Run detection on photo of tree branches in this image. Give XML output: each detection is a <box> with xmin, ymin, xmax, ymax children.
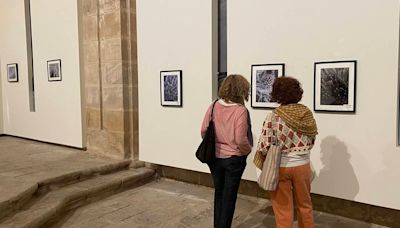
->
<box><xmin>8</xmin><ymin>67</ymin><xmax>16</xmax><ymax>80</ymax></box>
<box><xmin>164</xmin><ymin>75</ymin><xmax>179</xmax><ymax>102</ymax></box>
<box><xmin>320</xmin><ymin>68</ymin><xmax>349</xmax><ymax>105</ymax></box>
<box><xmin>49</xmin><ymin>64</ymin><xmax>60</xmax><ymax>78</ymax></box>
<box><xmin>256</xmin><ymin>70</ymin><xmax>278</xmax><ymax>102</ymax></box>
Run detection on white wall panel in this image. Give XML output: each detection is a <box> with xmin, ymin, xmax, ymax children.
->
<box><xmin>228</xmin><ymin>0</ymin><xmax>400</xmax><ymax>209</ymax></box>
<box><xmin>137</xmin><ymin>0</ymin><xmax>218</xmax><ymax>172</ymax></box>
<box><xmin>0</xmin><ymin>0</ymin><xmax>83</xmax><ymax>147</ymax></box>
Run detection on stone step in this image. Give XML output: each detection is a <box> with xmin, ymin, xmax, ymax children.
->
<box><xmin>0</xmin><ymin>167</ymin><xmax>155</xmax><ymax>228</ymax></box>
<box><xmin>0</xmin><ymin>160</ymin><xmax>132</xmax><ymax>221</ymax></box>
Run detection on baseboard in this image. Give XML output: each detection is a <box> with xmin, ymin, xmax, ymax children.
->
<box><xmin>0</xmin><ymin>134</ymin><xmax>85</xmax><ymax>150</ymax></box>
<box><xmin>156</xmin><ymin>164</ymin><xmax>399</xmax><ymax>227</ymax></box>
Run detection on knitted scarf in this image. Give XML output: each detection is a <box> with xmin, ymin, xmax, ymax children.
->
<box><xmin>274</xmin><ymin>104</ymin><xmax>318</xmax><ymax>136</ymax></box>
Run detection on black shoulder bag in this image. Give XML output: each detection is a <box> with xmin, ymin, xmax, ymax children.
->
<box><xmin>196</xmin><ymin>100</ymin><xmax>218</xmax><ymax>164</ymax></box>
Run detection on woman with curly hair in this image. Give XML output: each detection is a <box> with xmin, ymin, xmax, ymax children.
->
<box><xmin>254</xmin><ymin>77</ymin><xmax>318</xmax><ymax>228</ymax></box>
<box><xmin>201</xmin><ymin>74</ymin><xmax>253</xmax><ymax>228</ymax></box>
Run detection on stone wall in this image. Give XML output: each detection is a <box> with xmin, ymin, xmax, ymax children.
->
<box><xmin>79</xmin><ymin>0</ymin><xmax>138</xmax><ymax>160</ymax></box>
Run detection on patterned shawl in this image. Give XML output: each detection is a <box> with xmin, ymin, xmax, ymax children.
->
<box><xmin>274</xmin><ymin>104</ymin><xmax>318</xmax><ymax>136</ymax></box>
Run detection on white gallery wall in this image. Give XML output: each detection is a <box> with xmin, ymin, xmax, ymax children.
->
<box><xmin>137</xmin><ymin>0</ymin><xmax>218</xmax><ymax>171</ymax></box>
<box><xmin>0</xmin><ymin>0</ymin><xmax>28</xmax><ymax>136</ymax></box>
<box><xmin>0</xmin><ymin>0</ymin><xmax>84</xmax><ymax>147</ymax></box>
<box><xmin>0</xmin><ymin>36</ymin><xmax>3</xmax><ymax>134</ymax></box>
<box><xmin>228</xmin><ymin>0</ymin><xmax>400</xmax><ymax>209</ymax></box>
<box><xmin>0</xmin><ymin>60</ymin><xmax>3</xmax><ymax>134</ymax></box>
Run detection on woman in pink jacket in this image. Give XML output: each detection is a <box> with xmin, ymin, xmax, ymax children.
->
<box><xmin>201</xmin><ymin>74</ymin><xmax>253</xmax><ymax>228</ymax></box>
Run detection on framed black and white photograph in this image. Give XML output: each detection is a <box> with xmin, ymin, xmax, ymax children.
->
<box><xmin>7</xmin><ymin>63</ymin><xmax>18</xmax><ymax>82</ymax></box>
<box><xmin>47</xmin><ymin>59</ymin><xmax>62</xmax><ymax>81</ymax></box>
<box><xmin>251</xmin><ymin>64</ymin><xmax>285</xmax><ymax>108</ymax></box>
<box><xmin>314</xmin><ymin>60</ymin><xmax>356</xmax><ymax>112</ymax></box>
<box><xmin>160</xmin><ymin>70</ymin><xmax>182</xmax><ymax>107</ymax></box>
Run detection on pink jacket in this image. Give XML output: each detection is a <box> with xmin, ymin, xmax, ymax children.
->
<box><xmin>201</xmin><ymin>100</ymin><xmax>252</xmax><ymax>158</ymax></box>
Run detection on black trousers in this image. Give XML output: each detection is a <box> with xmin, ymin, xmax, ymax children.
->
<box><xmin>208</xmin><ymin>155</ymin><xmax>247</xmax><ymax>228</ymax></box>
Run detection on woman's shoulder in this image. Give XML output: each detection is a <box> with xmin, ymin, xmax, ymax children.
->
<box><xmin>217</xmin><ymin>99</ymin><xmax>247</xmax><ymax>111</ymax></box>
<box><xmin>264</xmin><ymin>112</ymin><xmax>279</xmax><ymax>121</ymax></box>
<box><xmin>231</xmin><ymin>105</ymin><xmax>248</xmax><ymax>118</ymax></box>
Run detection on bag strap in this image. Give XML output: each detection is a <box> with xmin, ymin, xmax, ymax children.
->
<box><xmin>210</xmin><ymin>99</ymin><xmax>218</xmax><ymax>120</ymax></box>
<box><xmin>271</xmin><ymin>112</ymin><xmax>279</xmax><ymax>146</ymax></box>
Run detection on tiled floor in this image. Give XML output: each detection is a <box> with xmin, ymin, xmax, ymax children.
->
<box><xmin>0</xmin><ymin>136</ymin><xmax>390</xmax><ymax>228</ymax></box>
<box><xmin>0</xmin><ymin>136</ymin><xmax>115</xmax><ymax>204</ymax></box>
<box><xmin>59</xmin><ymin>179</ymin><xmax>387</xmax><ymax>228</ymax></box>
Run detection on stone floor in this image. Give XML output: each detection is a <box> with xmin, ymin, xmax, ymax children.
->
<box><xmin>0</xmin><ymin>136</ymin><xmax>390</xmax><ymax>227</ymax></box>
<box><xmin>0</xmin><ymin>136</ymin><xmax>116</xmax><ymax>204</ymax></box>
<box><xmin>57</xmin><ymin>179</ymin><xmax>387</xmax><ymax>228</ymax></box>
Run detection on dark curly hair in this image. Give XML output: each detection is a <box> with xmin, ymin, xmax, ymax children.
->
<box><xmin>270</xmin><ymin>77</ymin><xmax>303</xmax><ymax>105</ymax></box>
<box><xmin>218</xmin><ymin>74</ymin><xmax>250</xmax><ymax>105</ymax></box>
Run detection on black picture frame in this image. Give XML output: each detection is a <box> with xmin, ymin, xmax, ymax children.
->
<box><xmin>251</xmin><ymin>63</ymin><xmax>285</xmax><ymax>108</ymax></box>
<box><xmin>7</xmin><ymin>63</ymin><xmax>19</xmax><ymax>83</ymax></box>
<box><xmin>47</xmin><ymin>59</ymin><xmax>62</xmax><ymax>82</ymax></box>
<box><xmin>314</xmin><ymin>60</ymin><xmax>357</xmax><ymax>113</ymax></box>
<box><xmin>160</xmin><ymin>70</ymin><xmax>182</xmax><ymax>107</ymax></box>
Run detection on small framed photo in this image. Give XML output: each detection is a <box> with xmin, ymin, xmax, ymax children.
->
<box><xmin>47</xmin><ymin>59</ymin><xmax>62</xmax><ymax>81</ymax></box>
<box><xmin>7</xmin><ymin>63</ymin><xmax>18</xmax><ymax>82</ymax></box>
<box><xmin>251</xmin><ymin>64</ymin><xmax>285</xmax><ymax>108</ymax></box>
<box><xmin>160</xmin><ymin>70</ymin><xmax>182</xmax><ymax>107</ymax></box>
<box><xmin>314</xmin><ymin>60</ymin><xmax>357</xmax><ymax>112</ymax></box>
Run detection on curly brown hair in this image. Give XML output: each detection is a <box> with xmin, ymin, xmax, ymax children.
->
<box><xmin>218</xmin><ymin>74</ymin><xmax>250</xmax><ymax>105</ymax></box>
<box><xmin>271</xmin><ymin>77</ymin><xmax>303</xmax><ymax>105</ymax></box>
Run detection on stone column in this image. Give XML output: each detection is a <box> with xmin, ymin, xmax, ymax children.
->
<box><xmin>79</xmin><ymin>0</ymin><xmax>138</xmax><ymax>161</ymax></box>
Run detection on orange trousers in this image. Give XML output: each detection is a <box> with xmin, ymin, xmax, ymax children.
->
<box><xmin>270</xmin><ymin>164</ymin><xmax>314</xmax><ymax>228</ymax></box>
